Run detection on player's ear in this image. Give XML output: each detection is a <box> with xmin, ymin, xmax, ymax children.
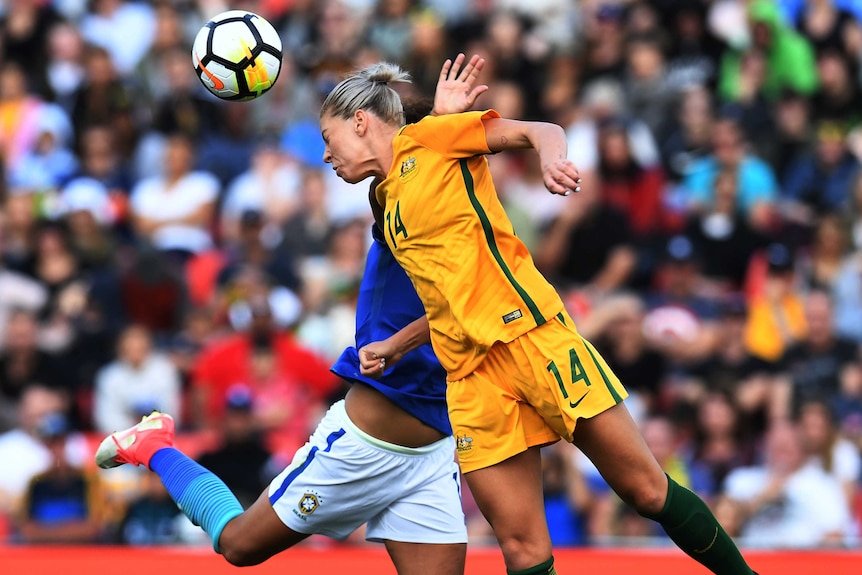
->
<box><xmin>354</xmin><ymin>109</ymin><xmax>368</xmax><ymax>136</ymax></box>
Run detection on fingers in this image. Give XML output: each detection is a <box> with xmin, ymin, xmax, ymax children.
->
<box><xmin>443</xmin><ymin>53</ymin><xmax>484</xmax><ymax>84</ymax></box>
<box><xmin>466</xmin><ymin>84</ymin><xmax>489</xmax><ymax>106</ymax></box>
<box><xmin>449</xmin><ymin>53</ymin><xmax>465</xmax><ymax>80</ymax></box>
<box><xmin>463</xmin><ymin>55</ymin><xmax>484</xmax><ymax>83</ymax></box>
<box><xmin>545</xmin><ymin>163</ymin><xmax>581</xmax><ymax>196</ymax></box>
<box><xmin>438</xmin><ymin>58</ymin><xmax>452</xmax><ymax>84</ymax></box>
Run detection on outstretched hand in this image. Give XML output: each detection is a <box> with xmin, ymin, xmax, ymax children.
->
<box><xmin>432</xmin><ymin>53</ymin><xmax>489</xmax><ymax>116</ymax></box>
<box><xmin>543</xmin><ymin>159</ymin><xmax>581</xmax><ymax>196</ymax></box>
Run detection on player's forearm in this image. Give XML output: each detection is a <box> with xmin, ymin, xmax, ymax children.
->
<box><xmin>388</xmin><ymin>316</ymin><xmax>431</xmax><ymax>357</ymax></box>
<box><xmin>525</xmin><ymin>123</ymin><xmax>568</xmax><ymax>172</ymax></box>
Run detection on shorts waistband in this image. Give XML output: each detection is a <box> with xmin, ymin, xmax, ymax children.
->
<box><xmin>331</xmin><ymin>400</ymin><xmax>453</xmax><ymax>456</ymax></box>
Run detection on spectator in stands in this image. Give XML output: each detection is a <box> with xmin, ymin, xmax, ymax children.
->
<box><xmin>744</xmin><ymin>243</ymin><xmax>808</xmax><ymax>364</ymax></box>
<box><xmin>31</xmin><ymin>221</ymin><xmax>88</xmax><ymax>353</ymax></box>
<box><xmin>685</xmin><ymin>168</ymin><xmax>767</xmax><ymax>291</ymax></box>
<box><xmin>278</xmin><ymin>176</ymin><xmax>333</xmax><ymax>266</ymax></box>
<box><xmin>622</xmin><ymin>33</ymin><xmax>674</xmax><ymax>140</ymax></box>
<box><xmin>641</xmin><ymin>235</ymin><xmax>720</xmax><ymax>366</ymax></box>
<box><xmin>718</xmin><ymin>0</ymin><xmax>818</xmax><ymax>102</ymax></box>
<box><xmin>129</xmin><ymin>133</ymin><xmax>218</xmax><ymax>261</ymax></box>
<box><xmin>687</xmin><ymin>296</ymin><xmax>781</xmax><ymax>424</ymax></box>
<box><xmin>0</xmin><ymin>387</ymin><xmax>87</xmax><ymax>517</ymax></box>
<box><xmin>1</xmin><ymin>190</ymin><xmax>41</xmax><ymax>276</ymax></box>
<box><xmin>9</xmin><ymin>104</ymin><xmax>77</xmax><ymax>191</ymax></box>
<box><xmin>73</xmin><ymin>125</ymin><xmax>134</xmax><ymax>205</ymax></box>
<box><xmin>681</xmin><ymin>113</ymin><xmax>779</xmax><ymax>232</ymax></box>
<box><xmin>534</xmin><ymin>171</ymin><xmax>636</xmax><ymax>298</ymax></box>
<box><xmin>69</xmin><ymin>44</ymin><xmax>138</xmax><ymax>160</ymax></box>
<box><xmin>0</xmin><ymin>309</ymin><xmax>64</xmax><ymax>430</ymax></box>
<box><xmin>0</xmin><ymin>0</ymin><xmax>62</xmax><ymax>98</ymax></box>
<box><xmin>775</xmin><ymin>289</ymin><xmax>858</xmax><ymax>418</ymax></box>
<box><xmin>796</xmin><ymin>213</ymin><xmax>851</xmax><ymax>292</ymax></box>
<box><xmin>15</xmin><ymin>412</ymin><xmax>106</xmax><ymax>544</ymax></box>
<box><xmin>797</xmin><ymin>398</ymin><xmax>862</xmax><ymax>508</ymax></box>
<box><xmin>117</xmin><ymin>473</ymin><xmax>184</xmax><ymax>546</ymax></box>
<box><xmin>57</xmin><ymin>177</ymin><xmax>116</xmax><ymax>273</ymax></box>
<box><xmin>0</xmin><ymin>61</ymin><xmax>45</xmax><ymax>169</ymax></box>
<box><xmin>717</xmin><ymin>421</ymin><xmax>852</xmax><ymax>548</ymax></box>
<box><xmin>79</xmin><ymin>0</ymin><xmax>156</xmax><ymax>77</ymax></box>
<box><xmin>811</xmin><ymin>48</ymin><xmax>860</xmax><ymax>125</ymax></box>
<box><xmin>793</xmin><ymin>0</ymin><xmax>862</xmax><ymax>58</ymax></box>
<box><xmin>689</xmin><ymin>389</ymin><xmax>757</xmax><ymax>496</ymax></box>
<box><xmin>189</xmin><ymin>292</ymin><xmax>339</xmax><ymax>430</ymax></box>
<box><xmin>596</xmin><ymin>116</ymin><xmax>669</xmax><ymax>243</ymax></box>
<box><xmin>196</xmin><ymin>385</ymin><xmax>278</xmax><ymax>508</ymax></box>
<box><xmin>660</xmin><ymin>83</ymin><xmax>714</xmax><ymax>187</ymax></box>
<box><xmin>566</xmin><ymin>78</ymin><xmax>661</xmax><ymax>179</ymax></box>
<box><xmin>580</xmin><ymin>293</ymin><xmax>666</xmax><ymax>419</ymax></box>
<box><xmin>215</xmin><ymin>209</ymin><xmax>303</xmax><ymax>304</ymax></box>
<box><xmin>540</xmin><ymin>442</ymin><xmax>590</xmax><ymax>547</ymax></box>
<box><xmin>782</xmin><ymin>120</ymin><xmax>860</xmax><ymax>220</ymax></box>
<box><xmin>220</xmin><ymin>139</ymin><xmax>302</xmax><ymax>245</ymax></box>
<box><xmin>663</xmin><ymin>2</ymin><xmax>725</xmax><ymax>92</ymax></box>
<box><xmin>93</xmin><ymin>324</ymin><xmax>181</xmax><ymax>433</ymax></box>
<box><xmin>0</xmin><ymin>215</ymin><xmax>48</xmax><ymax>354</ymax></box>
<box><xmin>44</xmin><ymin>21</ymin><xmax>86</xmax><ymax>113</ymax></box>
<box><xmin>763</xmin><ymin>89</ymin><xmax>815</xmax><ymax>181</ymax></box>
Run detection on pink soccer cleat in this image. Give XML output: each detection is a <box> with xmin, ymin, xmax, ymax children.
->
<box><xmin>95</xmin><ymin>411</ymin><xmax>175</xmax><ymax>469</ymax></box>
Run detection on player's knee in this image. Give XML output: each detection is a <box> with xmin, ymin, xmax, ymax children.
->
<box><xmin>625</xmin><ymin>477</ymin><xmax>668</xmax><ymax>517</ymax></box>
<box><xmin>220</xmin><ymin>537</ymin><xmax>267</xmax><ymax>567</ymax></box>
<box><xmin>496</xmin><ymin>531</ymin><xmax>552</xmax><ymax>568</ymax></box>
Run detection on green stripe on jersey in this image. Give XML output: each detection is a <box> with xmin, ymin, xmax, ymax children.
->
<box><xmin>459</xmin><ymin>159</ymin><xmax>545</xmax><ymax>326</ymax></box>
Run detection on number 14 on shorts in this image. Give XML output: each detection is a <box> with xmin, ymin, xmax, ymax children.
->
<box><xmin>547</xmin><ymin>348</ymin><xmax>592</xmax><ymax>408</ymax></box>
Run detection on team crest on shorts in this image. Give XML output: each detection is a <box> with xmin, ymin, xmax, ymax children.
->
<box><xmin>456</xmin><ymin>434</ymin><xmax>473</xmax><ymax>453</ymax></box>
<box><xmin>298</xmin><ymin>492</ymin><xmax>320</xmax><ymax>515</ymax></box>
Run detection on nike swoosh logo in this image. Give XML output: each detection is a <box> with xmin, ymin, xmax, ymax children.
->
<box><xmin>569</xmin><ymin>391</ymin><xmax>590</xmax><ymax>409</ymax></box>
<box><xmin>195</xmin><ymin>53</ymin><xmax>225</xmax><ymax>90</ymax></box>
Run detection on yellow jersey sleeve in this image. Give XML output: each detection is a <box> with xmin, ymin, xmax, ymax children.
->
<box><xmin>402</xmin><ymin>110</ymin><xmax>501</xmax><ymax>159</ymax></box>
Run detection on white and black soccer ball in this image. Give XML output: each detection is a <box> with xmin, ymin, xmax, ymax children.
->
<box><xmin>192</xmin><ymin>10</ymin><xmax>283</xmax><ymax>101</ymax></box>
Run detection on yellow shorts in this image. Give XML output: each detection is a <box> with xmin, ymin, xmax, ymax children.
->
<box><xmin>447</xmin><ymin>312</ymin><xmax>628</xmax><ymax>473</ymax></box>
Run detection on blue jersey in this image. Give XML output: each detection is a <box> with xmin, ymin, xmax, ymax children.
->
<box><xmin>330</xmin><ymin>225</ymin><xmax>452</xmax><ymax>436</ymax></box>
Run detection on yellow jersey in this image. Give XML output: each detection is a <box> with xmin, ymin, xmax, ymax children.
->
<box><xmin>375</xmin><ymin>110</ymin><xmax>564</xmax><ymax>379</ymax></box>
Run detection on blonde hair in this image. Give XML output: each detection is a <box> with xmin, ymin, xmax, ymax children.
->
<box><xmin>320</xmin><ymin>62</ymin><xmax>411</xmax><ymax>126</ymax></box>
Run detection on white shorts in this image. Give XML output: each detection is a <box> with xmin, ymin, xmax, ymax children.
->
<box><xmin>267</xmin><ymin>400</ymin><xmax>467</xmax><ymax>544</ymax></box>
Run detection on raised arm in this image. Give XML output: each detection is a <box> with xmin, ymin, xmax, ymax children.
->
<box><xmin>431</xmin><ymin>53</ymin><xmax>488</xmax><ymax>116</ymax></box>
<box><xmin>482</xmin><ymin>118</ymin><xmax>581</xmax><ymax>196</ymax></box>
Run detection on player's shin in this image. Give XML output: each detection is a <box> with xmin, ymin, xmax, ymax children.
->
<box><xmin>149</xmin><ymin>447</ymin><xmax>244</xmax><ymax>553</ymax></box>
<box><xmin>640</xmin><ymin>475</ymin><xmax>755</xmax><ymax>575</ymax></box>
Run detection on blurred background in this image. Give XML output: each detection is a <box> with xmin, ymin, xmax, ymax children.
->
<box><xmin>0</xmin><ymin>0</ymin><xmax>861</xmax><ymax>552</ymax></box>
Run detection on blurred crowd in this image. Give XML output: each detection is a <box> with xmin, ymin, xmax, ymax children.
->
<box><xmin>1</xmin><ymin>0</ymin><xmax>862</xmax><ymax>551</ymax></box>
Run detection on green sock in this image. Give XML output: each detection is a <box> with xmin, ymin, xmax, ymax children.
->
<box><xmin>642</xmin><ymin>475</ymin><xmax>754</xmax><ymax>575</ymax></box>
<box><xmin>507</xmin><ymin>557</ymin><xmax>557</xmax><ymax>575</ymax></box>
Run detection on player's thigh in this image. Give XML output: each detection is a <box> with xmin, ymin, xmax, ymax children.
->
<box><xmin>571</xmin><ymin>402</ymin><xmax>667</xmax><ymax>515</ymax></box>
<box><xmin>219</xmin><ymin>489</ymin><xmax>309</xmax><ymax>566</ymax></box>
<box><xmin>384</xmin><ymin>541</ymin><xmax>466</xmax><ymax>575</ymax></box>
<box><xmin>463</xmin><ymin>447</ymin><xmax>551</xmax><ymax>569</ymax></box>
<box><xmin>366</xmin><ymin>444</ymin><xmax>466</xmax><ymax>546</ymax></box>
<box><xmin>268</xmin><ymin>405</ymin><xmax>402</xmax><ymax>540</ymax></box>
<box><xmin>516</xmin><ymin>315</ymin><xmax>628</xmax><ymax>440</ymax></box>
<box><xmin>447</xmin><ymin>351</ymin><xmax>559</xmax><ymax>474</ymax></box>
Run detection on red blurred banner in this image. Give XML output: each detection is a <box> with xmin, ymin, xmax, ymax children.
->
<box><xmin>1</xmin><ymin>546</ymin><xmax>861</xmax><ymax>574</ymax></box>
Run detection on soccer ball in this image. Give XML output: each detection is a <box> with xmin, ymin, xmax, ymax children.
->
<box><xmin>192</xmin><ymin>10</ymin><xmax>283</xmax><ymax>101</ymax></box>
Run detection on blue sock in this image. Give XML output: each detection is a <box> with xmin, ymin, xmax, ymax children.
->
<box><xmin>149</xmin><ymin>447</ymin><xmax>244</xmax><ymax>553</ymax></box>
